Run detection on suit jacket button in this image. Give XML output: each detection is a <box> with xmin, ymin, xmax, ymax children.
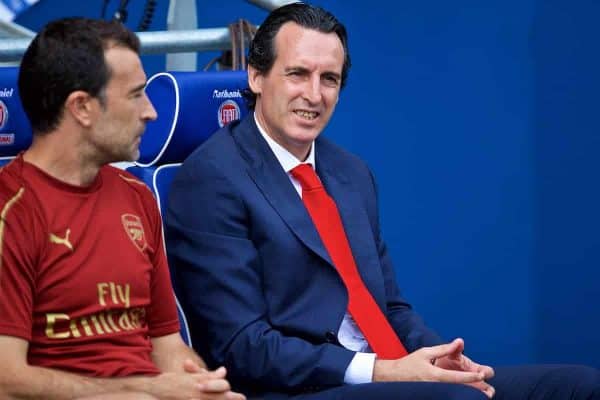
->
<box><xmin>325</xmin><ymin>331</ymin><xmax>337</xmax><ymax>343</ymax></box>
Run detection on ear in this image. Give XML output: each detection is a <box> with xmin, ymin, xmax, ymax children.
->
<box><xmin>64</xmin><ymin>90</ymin><xmax>96</xmax><ymax>128</ymax></box>
<box><xmin>247</xmin><ymin>65</ymin><xmax>263</xmax><ymax>95</ymax></box>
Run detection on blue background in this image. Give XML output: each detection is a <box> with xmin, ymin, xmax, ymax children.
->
<box><xmin>15</xmin><ymin>0</ymin><xmax>600</xmax><ymax>367</ymax></box>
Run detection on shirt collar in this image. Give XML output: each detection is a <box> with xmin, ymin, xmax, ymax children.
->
<box><xmin>254</xmin><ymin>112</ymin><xmax>315</xmax><ymax>173</ymax></box>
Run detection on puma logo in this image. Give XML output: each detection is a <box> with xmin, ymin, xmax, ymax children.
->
<box><xmin>49</xmin><ymin>229</ymin><xmax>73</xmax><ymax>251</ymax></box>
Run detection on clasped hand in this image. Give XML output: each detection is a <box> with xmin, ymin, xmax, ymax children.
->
<box><xmin>152</xmin><ymin>359</ymin><xmax>246</xmax><ymax>400</ymax></box>
<box><xmin>373</xmin><ymin>338</ymin><xmax>495</xmax><ymax>398</ymax></box>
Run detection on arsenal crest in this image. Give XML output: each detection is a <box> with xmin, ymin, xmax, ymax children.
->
<box><xmin>121</xmin><ymin>214</ymin><xmax>148</xmax><ymax>252</ymax></box>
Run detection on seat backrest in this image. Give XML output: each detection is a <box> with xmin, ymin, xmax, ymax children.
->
<box><xmin>127</xmin><ymin>70</ymin><xmax>249</xmax><ymax>345</ymax></box>
<box><xmin>128</xmin><ymin>69</ymin><xmax>249</xmax><ymax>220</ymax></box>
<box><xmin>136</xmin><ymin>70</ymin><xmax>249</xmax><ymax>167</ymax></box>
<box><xmin>0</xmin><ymin>67</ymin><xmax>33</xmax><ymax>166</ymax></box>
<box><xmin>127</xmin><ymin>163</ymin><xmax>180</xmax><ymax>223</ymax></box>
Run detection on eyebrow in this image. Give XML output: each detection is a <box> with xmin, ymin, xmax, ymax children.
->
<box><xmin>285</xmin><ymin>66</ymin><xmax>309</xmax><ymax>73</ymax></box>
<box><xmin>128</xmin><ymin>82</ymin><xmax>147</xmax><ymax>95</ymax></box>
<box><xmin>285</xmin><ymin>66</ymin><xmax>342</xmax><ymax>79</ymax></box>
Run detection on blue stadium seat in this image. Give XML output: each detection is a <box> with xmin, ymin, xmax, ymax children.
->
<box><xmin>0</xmin><ymin>67</ymin><xmax>32</xmax><ymax>167</ymax></box>
<box><xmin>128</xmin><ymin>70</ymin><xmax>249</xmax><ymax>346</ymax></box>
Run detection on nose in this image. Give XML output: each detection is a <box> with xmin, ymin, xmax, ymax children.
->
<box><xmin>303</xmin><ymin>76</ymin><xmax>322</xmax><ymax>105</ymax></box>
<box><xmin>142</xmin><ymin>93</ymin><xmax>158</xmax><ymax>121</ymax></box>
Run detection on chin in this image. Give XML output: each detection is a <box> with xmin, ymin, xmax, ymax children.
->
<box><xmin>293</xmin><ymin>132</ymin><xmax>320</xmax><ymax>145</ymax></box>
<box><xmin>289</xmin><ymin>124</ymin><xmax>318</xmax><ymax>137</ymax></box>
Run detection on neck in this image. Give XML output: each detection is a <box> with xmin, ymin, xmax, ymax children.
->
<box><xmin>24</xmin><ymin>130</ymin><xmax>102</xmax><ymax>187</ymax></box>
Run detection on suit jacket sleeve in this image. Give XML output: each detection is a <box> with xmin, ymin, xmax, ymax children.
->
<box><xmin>363</xmin><ymin>166</ymin><xmax>444</xmax><ymax>351</ymax></box>
<box><xmin>165</xmin><ymin>155</ymin><xmax>355</xmax><ymax>392</ymax></box>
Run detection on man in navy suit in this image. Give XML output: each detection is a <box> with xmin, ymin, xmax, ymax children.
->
<box><xmin>166</xmin><ymin>3</ymin><xmax>599</xmax><ymax>399</ymax></box>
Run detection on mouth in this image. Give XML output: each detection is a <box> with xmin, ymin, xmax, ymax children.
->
<box><xmin>293</xmin><ymin>109</ymin><xmax>319</xmax><ymax>120</ymax></box>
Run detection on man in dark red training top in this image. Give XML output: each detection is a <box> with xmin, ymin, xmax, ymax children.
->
<box><xmin>0</xmin><ymin>17</ymin><xmax>244</xmax><ymax>400</ymax></box>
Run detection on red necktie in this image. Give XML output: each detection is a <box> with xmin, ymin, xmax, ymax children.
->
<box><xmin>290</xmin><ymin>163</ymin><xmax>408</xmax><ymax>359</ymax></box>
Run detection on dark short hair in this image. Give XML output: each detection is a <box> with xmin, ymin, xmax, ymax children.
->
<box><xmin>18</xmin><ymin>17</ymin><xmax>140</xmax><ymax>135</ymax></box>
<box><xmin>245</xmin><ymin>2</ymin><xmax>351</xmax><ymax>108</ymax></box>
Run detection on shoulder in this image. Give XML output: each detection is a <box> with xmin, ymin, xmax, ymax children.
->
<box><xmin>100</xmin><ymin>166</ymin><xmax>164</xmax><ymax>233</ymax></box>
<box><xmin>1</xmin><ymin>159</ymin><xmax>38</xmax><ymax>210</ymax></box>
<box><xmin>0</xmin><ymin>160</ymin><xmax>24</xmax><ymax>197</ymax></box>
<box><xmin>316</xmin><ymin>136</ymin><xmax>373</xmax><ymax>179</ymax></box>
<box><xmin>0</xmin><ymin>160</ymin><xmax>45</xmax><ymax>238</ymax></box>
<box><xmin>185</xmin><ymin>119</ymin><xmax>243</xmax><ymax>165</ymax></box>
<box><xmin>101</xmin><ymin>165</ymin><xmax>156</xmax><ymax>204</ymax></box>
<box><xmin>103</xmin><ymin>165</ymin><xmax>151</xmax><ymax>190</ymax></box>
<box><xmin>0</xmin><ymin>165</ymin><xmax>28</xmax><ymax>216</ymax></box>
<box><xmin>178</xmin><ymin>120</ymin><xmax>248</xmax><ymax>183</ymax></box>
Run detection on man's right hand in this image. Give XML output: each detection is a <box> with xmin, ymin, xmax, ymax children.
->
<box><xmin>372</xmin><ymin>339</ymin><xmax>494</xmax><ymax>398</ymax></box>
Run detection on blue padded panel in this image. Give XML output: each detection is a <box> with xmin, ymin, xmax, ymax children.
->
<box><xmin>176</xmin><ymin>297</ymin><xmax>192</xmax><ymax>346</ymax></box>
<box><xmin>126</xmin><ymin>164</ymin><xmax>191</xmax><ymax>345</ymax></box>
<box><xmin>0</xmin><ymin>67</ymin><xmax>33</xmax><ymax>157</ymax></box>
<box><xmin>126</xmin><ymin>165</ymin><xmax>157</xmax><ymax>192</ymax></box>
<box><xmin>127</xmin><ymin>164</ymin><xmax>180</xmax><ymax>220</ymax></box>
<box><xmin>152</xmin><ymin>164</ymin><xmax>180</xmax><ymax>217</ymax></box>
<box><xmin>137</xmin><ymin>70</ymin><xmax>249</xmax><ymax>167</ymax></box>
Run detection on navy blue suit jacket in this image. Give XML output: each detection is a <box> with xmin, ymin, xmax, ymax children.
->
<box><xmin>165</xmin><ymin>115</ymin><xmax>442</xmax><ymax>396</ymax></box>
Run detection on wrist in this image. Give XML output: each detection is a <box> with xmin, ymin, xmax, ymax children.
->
<box><xmin>372</xmin><ymin>358</ymin><xmax>391</xmax><ymax>382</ymax></box>
<box><xmin>120</xmin><ymin>375</ymin><xmax>154</xmax><ymax>395</ymax></box>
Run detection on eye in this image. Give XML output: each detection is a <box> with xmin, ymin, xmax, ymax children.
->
<box><xmin>286</xmin><ymin>70</ymin><xmax>303</xmax><ymax>78</ymax></box>
<box><xmin>286</xmin><ymin>68</ymin><xmax>310</xmax><ymax>80</ymax></box>
<box><xmin>323</xmin><ymin>75</ymin><xmax>340</xmax><ymax>87</ymax></box>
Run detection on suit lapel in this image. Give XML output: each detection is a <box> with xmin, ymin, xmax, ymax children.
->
<box><xmin>232</xmin><ymin>116</ymin><xmax>334</xmax><ymax>266</ymax></box>
<box><xmin>233</xmin><ymin>117</ymin><xmax>385</xmax><ymax>305</ymax></box>
<box><xmin>317</xmin><ymin>147</ymin><xmax>386</xmax><ymax>307</ymax></box>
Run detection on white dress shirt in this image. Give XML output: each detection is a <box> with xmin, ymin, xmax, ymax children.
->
<box><xmin>254</xmin><ymin>114</ymin><xmax>376</xmax><ymax>384</ymax></box>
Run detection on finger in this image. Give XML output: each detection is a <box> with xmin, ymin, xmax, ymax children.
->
<box><xmin>455</xmin><ymin>354</ymin><xmax>477</xmax><ymax>372</ymax></box>
<box><xmin>183</xmin><ymin>358</ymin><xmax>204</xmax><ymax>373</ymax></box>
<box><xmin>461</xmin><ymin>354</ymin><xmax>494</xmax><ymax>379</ymax></box>
<box><xmin>423</xmin><ymin>339</ymin><xmax>465</xmax><ymax>360</ymax></box>
<box><xmin>197</xmin><ymin>366</ymin><xmax>228</xmax><ymax>380</ymax></box>
<box><xmin>478</xmin><ymin>364</ymin><xmax>495</xmax><ymax>379</ymax></box>
<box><xmin>433</xmin><ymin>367</ymin><xmax>485</xmax><ymax>384</ymax></box>
<box><xmin>210</xmin><ymin>366</ymin><xmax>227</xmax><ymax>378</ymax></box>
<box><xmin>450</xmin><ymin>338</ymin><xmax>465</xmax><ymax>356</ymax></box>
<box><xmin>226</xmin><ymin>392</ymin><xmax>247</xmax><ymax>400</ymax></box>
<box><xmin>484</xmin><ymin>385</ymin><xmax>495</xmax><ymax>399</ymax></box>
<box><xmin>446</xmin><ymin>338</ymin><xmax>465</xmax><ymax>363</ymax></box>
<box><xmin>467</xmin><ymin>358</ymin><xmax>495</xmax><ymax>379</ymax></box>
<box><xmin>197</xmin><ymin>378</ymin><xmax>232</xmax><ymax>393</ymax></box>
<box><xmin>466</xmin><ymin>380</ymin><xmax>496</xmax><ymax>399</ymax></box>
<box><xmin>190</xmin><ymin>392</ymin><xmax>245</xmax><ymax>400</ymax></box>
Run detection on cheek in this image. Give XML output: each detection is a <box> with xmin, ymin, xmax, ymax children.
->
<box><xmin>324</xmin><ymin>90</ymin><xmax>340</xmax><ymax>107</ymax></box>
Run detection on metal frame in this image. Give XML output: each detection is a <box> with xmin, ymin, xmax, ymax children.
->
<box><xmin>0</xmin><ymin>0</ymin><xmax>296</xmax><ymax>63</ymax></box>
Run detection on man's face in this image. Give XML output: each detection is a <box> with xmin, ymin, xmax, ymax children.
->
<box><xmin>249</xmin><ymin>22</ymin><xmax>345</xmax><ymax>161</ymax></box>
<box><xmin>87</xmin><ymin>46</ymin><xmax>157</xmax><ymax>164</ymax></box>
